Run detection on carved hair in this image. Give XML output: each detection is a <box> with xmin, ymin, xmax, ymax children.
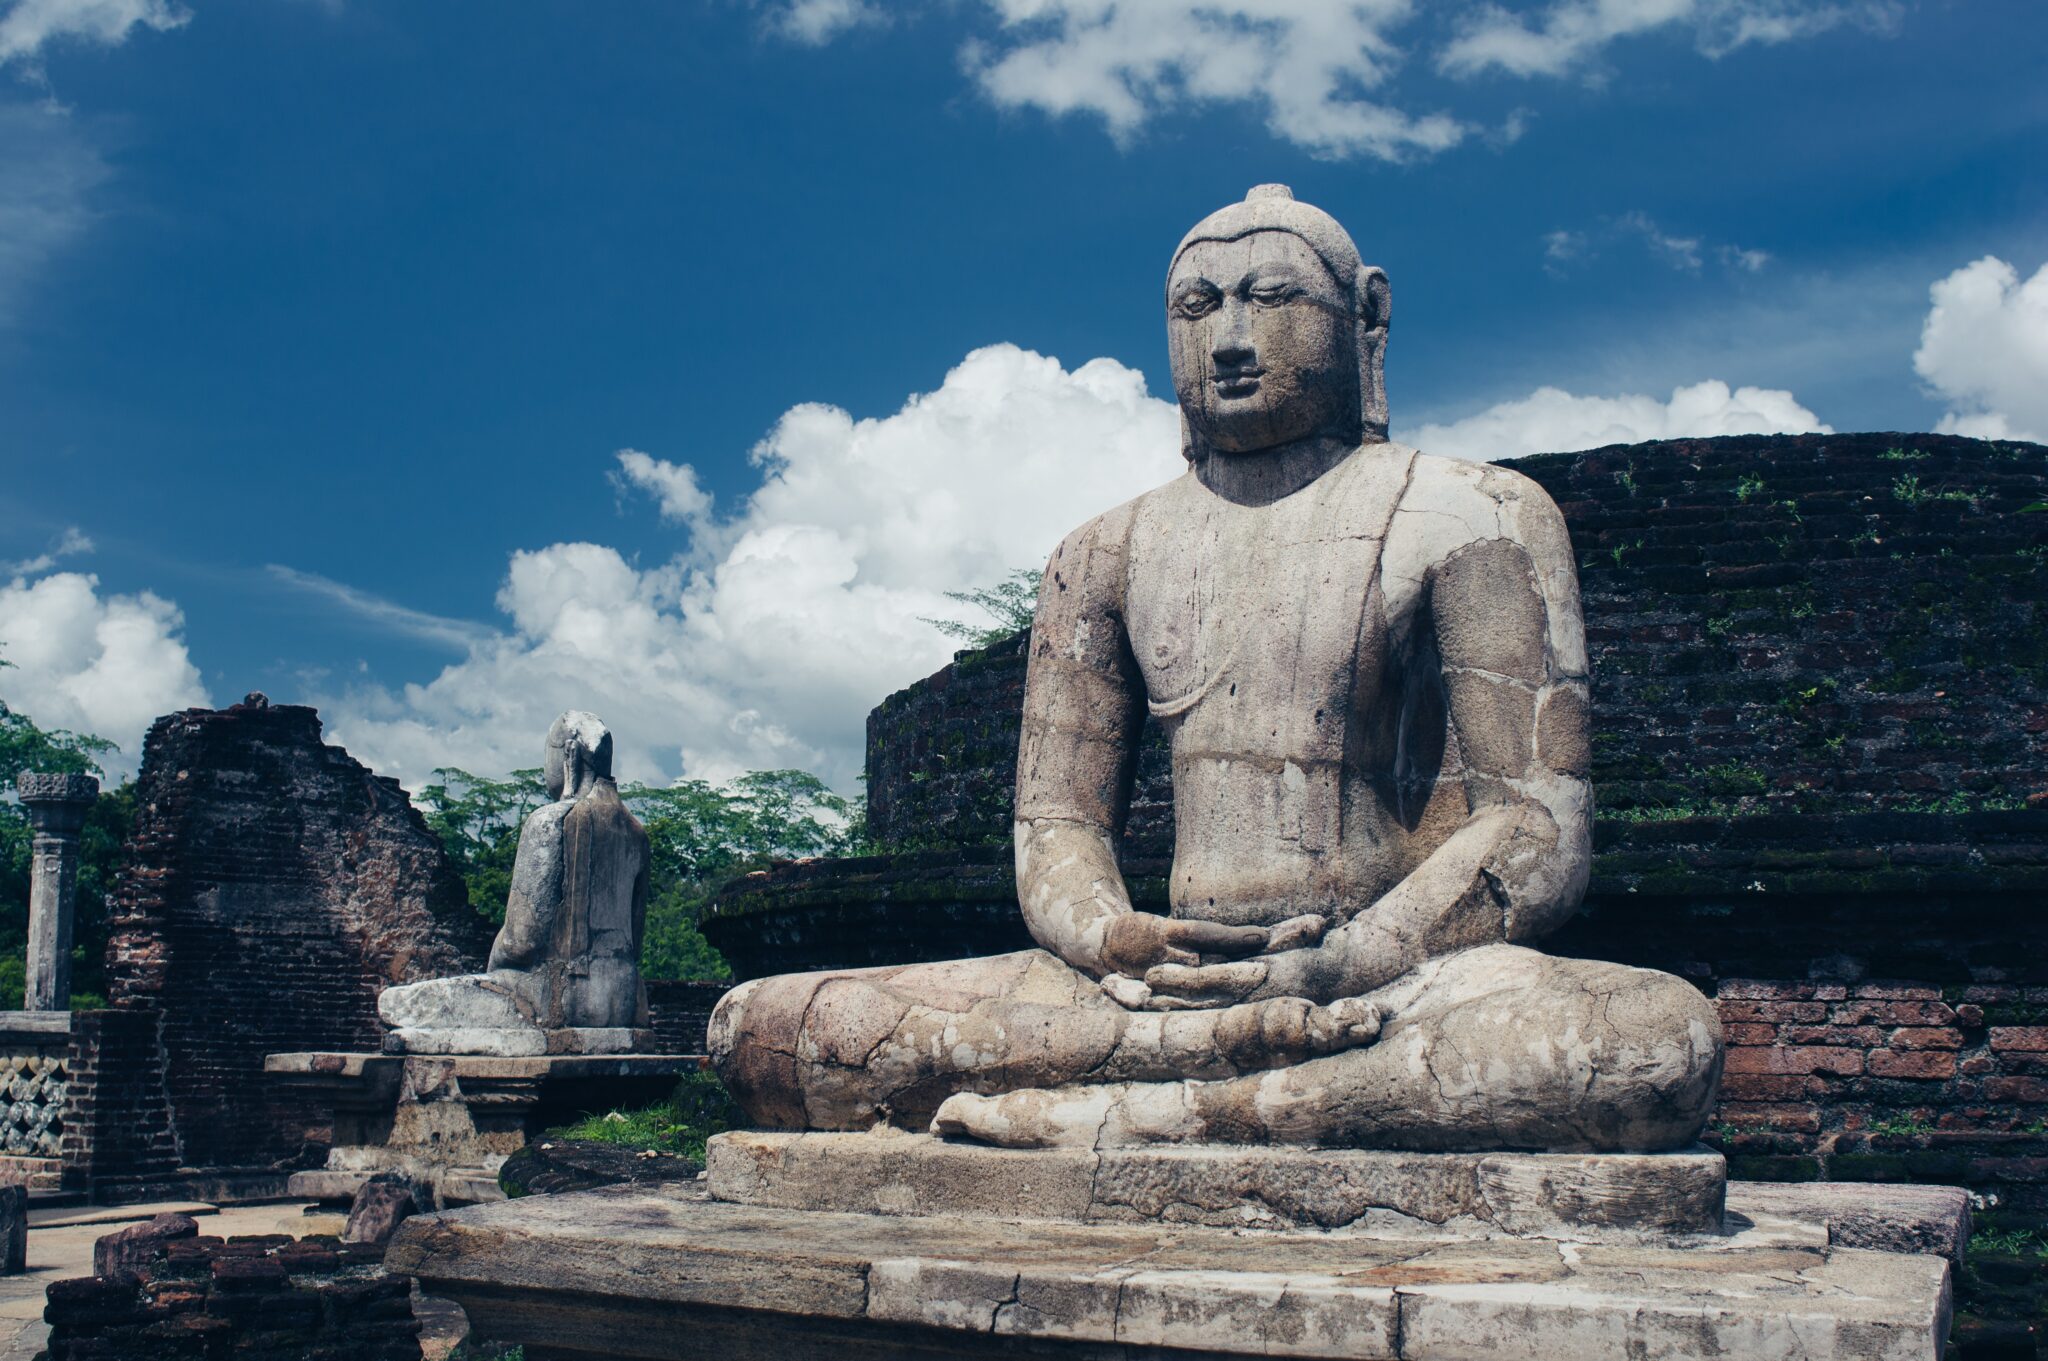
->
<box><xmin>1168</xmin><ymin>184</ymin><xmax>1391</xmax><ymax>449</ymax></box>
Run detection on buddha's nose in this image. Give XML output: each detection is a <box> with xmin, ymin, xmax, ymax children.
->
<box><xmin>1212</xmin><ymin>300</ymin><xmax>1255</xmax><ymax>371</ymax></box>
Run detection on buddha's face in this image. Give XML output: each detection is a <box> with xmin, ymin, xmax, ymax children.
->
<box><xmin>1168</xmin><ymin>230</ymin><xmax>1356</xmax><ymax>455</ymax></box>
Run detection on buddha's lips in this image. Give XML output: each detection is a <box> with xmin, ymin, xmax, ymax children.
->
<box><xmin>1213</xmin><ymin>370</ymin><xmax>1263</xmax><ymax>396</ymax></box>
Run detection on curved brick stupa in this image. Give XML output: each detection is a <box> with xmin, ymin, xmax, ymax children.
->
<box><xmin>705</xmin><ymin>431</ymin><xmax>2048</xmax><ymax>1203</ymax></box>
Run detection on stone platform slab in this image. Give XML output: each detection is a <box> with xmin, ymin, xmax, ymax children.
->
<box><xmin>388</xmin><ymin>1182</ymin><xmax>1952</xmax><ymax>1361</ymax></box>
<box><xmin>707</xmin><ymin>1130</ymin><xmax>1727</xmax><ymax>1243</ymax></box>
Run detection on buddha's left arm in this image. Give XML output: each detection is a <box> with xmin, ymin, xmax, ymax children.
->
<box><xmin>1247</xmin><ymin>485</ymin><xmax>1593</xmax><ymax>1003</ymax></box>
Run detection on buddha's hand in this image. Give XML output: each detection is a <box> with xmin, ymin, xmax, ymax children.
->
<box><xmin>1099</xmin><ymin>913</ymin><xmax>1268</xmax><ymax>982</ymax></box>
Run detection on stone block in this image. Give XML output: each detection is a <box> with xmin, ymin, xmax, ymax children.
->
<box><xmin>388</xmin><ymin>1184</ymin><xmax>1953</xmax><ymax>1361</ymax></box>
<box><xmin>0</xmin><ymin>1184</ymin><xmax>22</xmax><ymax>1274</ymax></box>
<box><xmin>706</xmin><ymin>1130</ymin><xmax>1728</xmax><ymax>1242</ymax></box>
<box><xmin>93</xmin><ymin>1210</ymin><xmax>198</xmax><ymax>1279</ymax></box>
<box><xmin>1726</xmin><ymin>1181</ymin><xmax>1971</xmax><ymax>1264</ymax></box>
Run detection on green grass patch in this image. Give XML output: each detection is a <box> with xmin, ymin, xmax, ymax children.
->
<box><xmin>545</xmin><ymin>1069</ymin><xmax>742</xmax><ymax>1162</ymax></box>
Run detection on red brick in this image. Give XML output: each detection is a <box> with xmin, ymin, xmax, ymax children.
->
<box><xmin>1983</xmin><ymin>1077</ymin><xmax>2048</xmax><ymax>1102</ymax></box>
<box><xmin>1889</xmin><ymin>1027</ymin><xmax>1964</xmax><ymax>1050</ymax></box>
<box><xmin>1955</xmin><ymin>1004</ymin><xmax>1986</xmax><ymax>1027</ymax></box>
<box><xmin>1717</xmin><ymin>1073</ymin><xmax>1815</xmax><ymax>1103</ymax></box>
<box><xmin>1990</xmin><ymin>1027</ymin><xmax>2048</xmax><ymax>1052</ymax></box>
<box><xmin>1717</xmin><ymin>1001</ymin><xmax>1828</xmax><ymax>1024</ymax></box>
<box><xmin>1780</xmin><ymin>1025</ymin><xmax>1882</xmax><ymax>1047</ymax></box>
<box><xmin>1724</xmin><ymin>1046</ymin><xmax>1864</xmax><ymax>1077</ymax></box>
<box><xmin>1832</xmin><ymin>1001</ymin><xmax>1956</xmax><ymax>1027</ymax></box>
<box><xmin>1719</xmin><ymin>980</ymin><xmax>1829</xmax><ymax>1001</ymax></box>
<box><xmin>1722</xmin><ymin>1023</ymin><xmax>1778</xmax><ymax>1046</ymax></box>
<box><xmin>1868</xmin><ymin>1050</ymin><xmax>1956</xmax><ymax>1080</ymax></box>
<box><xmin>1853</xmin><ymin>983</ymin><xmax>1944</xmax><ymax>1001</ymax></box>
<box><xmin>1961</xmin><ymin>1055</ymin><xmax>1997</xmax><ymax>1076</ymax></box>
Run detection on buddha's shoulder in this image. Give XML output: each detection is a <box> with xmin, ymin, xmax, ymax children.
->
<box><xmin>1393</xmin><ymin>446</ymin><xmax>1568</xmax><ymax>547</ymax></box>
<box><xmin>1054</xmin><ymin>470</ymin><xmax>1197</xmax><ymax>555</ymax></box>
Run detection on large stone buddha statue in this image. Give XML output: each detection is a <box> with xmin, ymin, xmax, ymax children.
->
<box><xmin>709</xmin><ymin>186</ymin><xmax>1723</xmax><ymax>1151</ymax></box>
<box><xmin>380</xmin><ymin>711</ymin><xmax>651</xmax><ymax>1056</ymax></box>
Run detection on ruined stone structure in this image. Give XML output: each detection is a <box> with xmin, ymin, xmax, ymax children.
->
<box><xmin>42</xmin><ymin>1231</ymin><xmax>419</xmax><ymax>1360</ymax></box>
<box><xmin>706</xmin><ymin>428</ymin><xmax>2048</xmax><ymax>1211</ymax></box>
<box><xmin>65</xmin><ymin>696</ymin><xmax>491</xmax><ymax>1200</ymax></box>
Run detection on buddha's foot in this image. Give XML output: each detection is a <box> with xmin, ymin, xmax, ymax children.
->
<box><xmin>933</xmin><ymin>1081</ymin><xmax>1201</xmax><ymax>1149</ymax></box>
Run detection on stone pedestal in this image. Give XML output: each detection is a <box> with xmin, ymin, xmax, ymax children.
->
<box><xmin>14</xmin><ymin>771</ymin><xmax>96</xmax><ymax>1013</ymax></box>
<box><xmin>388</xmin><ymin>1132</ymin><xmax>1960</xmax><ymax>1361</ymax></box>
<box><xmin>265</xmin><ymin>1050</ymin><xmax>699</xmax><ymax>1207</ymax></box>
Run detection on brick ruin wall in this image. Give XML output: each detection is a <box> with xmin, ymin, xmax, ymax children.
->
<box><xmin>76</xmin><ymin>698</ymin><xmax>491</xmax><ymax>1199</ymax></box>
<box><xmin>41</xmin><ymin>1232</ymin><xmax>418</xmax><ymax>1360</ymax></box>
<box><xmin>709</xmin><ymin>431</ymin><xmax>2048</xmax><ymax>1210</ymax></box>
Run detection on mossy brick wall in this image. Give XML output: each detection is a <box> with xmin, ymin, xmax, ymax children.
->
<box><xmin>42</xmin><ymin>1233</ymin><xmax>418</xmax><ymax>1360</ymax></box>
<box><xmin>713</xmin><ymin>431</ymin><xmax>2048</xmax><ymax>1207</ymax></box>
<box><xmin>88</xmin><ymin>699</ymin><xmax>491</xmax><ymax>1198</ymax></box>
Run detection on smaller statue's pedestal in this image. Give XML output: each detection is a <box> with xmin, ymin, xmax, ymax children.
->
<box><xmin>264</xmin><ymin>1050</ymin><xmax>700</xmax><ymax>1207</ymax></box>
<box><xmin>389</xmin><ymin>1130</ymin><xmax>1962</xmax><ymax>1361</ymax></box>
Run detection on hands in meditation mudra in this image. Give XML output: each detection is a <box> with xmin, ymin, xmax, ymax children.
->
<box><xmin>709</xmin><ymin>186</ymin><xmax>1723</xmax><ymax>1152</ymax></box>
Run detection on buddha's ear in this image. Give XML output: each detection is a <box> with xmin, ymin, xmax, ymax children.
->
<box><xmin>1358</xmin><ymin>266</ymin><xmax>1390</xmax><ymax>332</ymax></box>
<box><xmin>1355</xmin><ymin>266</ymin><xmax>1391</xmax><ymax>440</ymax></box>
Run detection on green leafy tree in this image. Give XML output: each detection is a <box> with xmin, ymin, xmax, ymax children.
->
<box><xmin>924</xmin><ymin>567</ymin><xmax>1040</xmax><ymax>649</ymax></box>
<box><xmin>0</xmin><ymin>663</ymin><xmax>131</xmax><ymax>1008</ymax></box>
<box><xmin>419</xmin><ymin>764</ymin><xmax>862</xmax><ymax>981</ymax></box>
<box><xmin>413</xmin><ymin>768</ymin><xmax>549</xmax><ymax>927</ymax></box>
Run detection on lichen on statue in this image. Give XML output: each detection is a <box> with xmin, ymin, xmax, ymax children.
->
<box><xmin>708</xmin><ymin>186</ymin><xmax>1724</xmax><ymax>1150</ymax></box>
<box><xmin>379</xmin><ymin>711</ymin><xmax>651</xmax><ymax>1057</ymax></box>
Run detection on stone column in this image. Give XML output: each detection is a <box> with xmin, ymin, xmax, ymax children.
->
<box><xmin>14</xmin><ymin>772</ymin><xmax>98</xmax><ymax>1013</ymax></box>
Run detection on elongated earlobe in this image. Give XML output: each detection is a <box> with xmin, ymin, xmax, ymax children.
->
<box><xmin>1356</xmin><ymin>267</ymin><xmax>1391</xmax><ymax>441</ymax></box>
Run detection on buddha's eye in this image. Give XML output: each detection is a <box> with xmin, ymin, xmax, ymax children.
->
<box><xmin>1249</xmin><ymin>282</ymin><xmax>1298</xmax><ymax>308</ymax></box>
<box><xmin>1173</xmin><ymin>286</ymin><xmax>1221</xmax><ymax>319</ymax></box>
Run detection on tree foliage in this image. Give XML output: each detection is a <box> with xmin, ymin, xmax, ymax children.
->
<box><xmin>417</xmin><ymin>765</ymin><xmax>863</xmax><ymax>981</ymax></box>
<box><xmin>924</xmin><ymin>567</ymin><xmax>1040</xmax><ymax>649</ymax></box>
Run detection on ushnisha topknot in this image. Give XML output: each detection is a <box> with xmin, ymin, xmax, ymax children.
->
<box><xmin>1168</xmin><ymin>184</ymin><xmax>1393</xmax><ymax>444</ymax></box>
<box><xmin>1169</xmin><ymin>183</ymin><xmax>1364</xmax><ymax>294</ymax></box>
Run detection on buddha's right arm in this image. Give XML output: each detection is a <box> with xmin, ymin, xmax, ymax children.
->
<box><xmin>1012</xmin><ymin>510</ymin><xmax>1148</xmax><ymax>978</ymax></box>
<box><xmin>486</xmin><ymin>809</ymin><xmax>562</xmax><ymax>971</ymax></box>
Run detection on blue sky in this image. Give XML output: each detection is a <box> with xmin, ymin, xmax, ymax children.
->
<box><xmin>1</xmin><ymin>0</ymin><xmax>2044</xmax><ymax>790</ymax></box>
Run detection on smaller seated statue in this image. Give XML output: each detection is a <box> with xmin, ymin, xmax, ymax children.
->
<box><xmin>380</xmin><ymin>711</ymin><xmax>651</xmax><ymax>1056</ymax></box>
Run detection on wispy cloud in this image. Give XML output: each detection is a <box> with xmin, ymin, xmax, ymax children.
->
<box><xmin>1543</xmin><ymin>212</ymin><xmax>1769</xmax><ymax>277</ymax></box>
<box><xmin>1440</xmin><ymin>0</ymin><xmax>1900</xmax><ymax>81</ymax></box>
<box><xmin>265</xmin><ymin>565</ymin><xmax>497</xmax><ymax>651</ymax></box>
<box><xmin>5</xmin><ymin>524</ymin><xmax>92</xmax><ymax>575</ymax></box>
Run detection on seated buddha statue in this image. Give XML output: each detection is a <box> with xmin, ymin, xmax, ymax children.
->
<box><xmin>708</xmin><ymin>186</ymin><xmax>1723</xmax><ymax>1151</ymax></box>
<box><xmin>380</xmin><ymin>710</ymin><xmax>650</xmax><ymax>1055</ymax></box>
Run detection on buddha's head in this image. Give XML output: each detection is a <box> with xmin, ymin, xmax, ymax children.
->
<box><xmin>1167</xmin><ymin>185</ymin><xmax>1389</xmax><ymax>459</ymax></box>
<box><xmin>544</xmin><ymin>709</ymin><xmax>614</xmax><ymax>800</ymax></box>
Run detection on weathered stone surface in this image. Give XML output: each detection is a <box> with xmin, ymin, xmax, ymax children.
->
<box><xmin>0</xmin><ymin>1184</ymin><xmax>22</xmax><ymax>1274</ymax></box>
<box><xmin>14</xmin><ymin>770</ymin><xmax>97</xmax><ymax>1013</ymax></box>
<box><xmin>1728</xmin><ymin>1180</ymin><xmax>1971</xmax><ymax>1264</ymax></box>
<box><xmin>91</xmin><ymin>1210</ymin><xmax>197</xmax><ymax>1278</ymax></box>
<box><xmin>389</xmin><ymin>1185</ymin><xmax>1951</xmax><ymax>1361</ymax></box>
<box><xmin>709</xmin><ymin>186</ymin><xmax>1723</xmax><ymax>1157</ymax></box>
<box><xmin>380</xmin><ymin>711</ymin><xmax>650</xmax><ymax>1057</ymax></box>
<box><xmin>706</xmin><ymin>1131</ymin><xmax>1728</xmax><ymax>1242</ymax></box>
<box><xmin>344</xmin><ymin>1171</ymin><xmax>425</xmax><ymax>1245</ymax></box>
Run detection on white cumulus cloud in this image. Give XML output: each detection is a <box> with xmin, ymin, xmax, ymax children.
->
<box><xmin>0</xmin><ymin>569</ymin><xmax>210</xmax><ymax>776</ymax></box>
<box><xmin>963</xmin><ymin>0</ymin><xmax>1467</xmax><ymax>162</ymax></box>
<box><xmin>1407</xmin><ymin>379</ymin><xmax>1830</xmax><ymax>462</ymax></box>
<box><xmin>316</xmin><ymin>343</ymin><xmax>1186</xmax><ymax>792</ymax></box>
<box><xmin>1913</xmin><ymin>256</ymin><xmax>2048</xmax><ymax>444</ymax></box>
